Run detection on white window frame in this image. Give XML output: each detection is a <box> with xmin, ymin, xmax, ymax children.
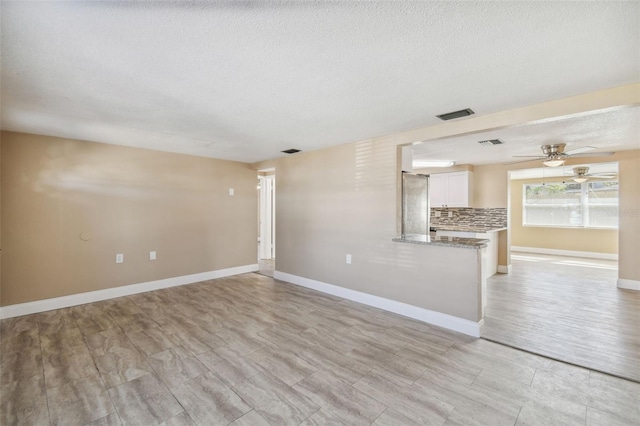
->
<box><xmin>522</xmin><ymin>181</ymin><xmax>618</xmax><ymax>230</ymax></box>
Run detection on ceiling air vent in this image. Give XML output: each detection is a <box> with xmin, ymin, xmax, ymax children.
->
<box><xmin>477</xmin><ymin>139</ymin><xmax>504</xmax><ymax>146</ymax></box>
<box><xmin>281</xmin><ymin>148</ymin><xmax>301</xmax><ymax>154</ymax></box>
<box><xmin>436</xmin><ymin>108</ymin><xmax>475</xmax><ymax>121</ymax></box>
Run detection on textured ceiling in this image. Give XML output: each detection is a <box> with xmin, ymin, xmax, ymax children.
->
<box><xmin>412</xmin><ymin>106</ymin><xmax>640</xmax><ymax>166</ymax></box>
<box><xmin>1</xmin><ymin>1</ymin><xmax>639</xmax><ymax>163</ymax></box>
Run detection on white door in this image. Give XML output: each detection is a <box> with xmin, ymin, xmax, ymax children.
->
<box><xmin>259</xmin><ymin>175</ymin><xmax>275</xmax><ymax>259</ymax></box>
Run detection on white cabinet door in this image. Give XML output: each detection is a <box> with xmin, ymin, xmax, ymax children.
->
<box><xmin>429</xmin><ymin>174</ymin><xmax>448</xmax><ymax>207</ymax></box>
<box><xmin>429</xmin><ymin>171</ymin><xmax>472</xmax><ymax>207</ymax></box>
<box><xmin>446</xmin><ymin>172</ymin><xmax>470</xmax><ymax>207</ymax></box>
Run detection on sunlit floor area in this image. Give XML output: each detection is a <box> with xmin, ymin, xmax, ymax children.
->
<box><xmin>484</xmin><ymin>252</ymin><xmax>640</xmax><ymax>382</ymax></box>
<box><xmin>258</xmin><ymin>259</ymin><xmax>275</xmax><ymax>278</ymax></box>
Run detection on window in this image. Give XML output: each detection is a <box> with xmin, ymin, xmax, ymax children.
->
<box><xmin>523</xmin><ymin>181</ymin><xmax>618</xmax><ymax>229</ymax></box>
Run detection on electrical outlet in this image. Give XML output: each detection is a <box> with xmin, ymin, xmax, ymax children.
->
<box><xmin>116</xmin><ymin>253</ymin><xmax>124</xmax><ymax>264</ymax></box>
<box><xmin>346</xmin><ymin>254</ymin><xmax>352</xmax><ymax>264</ymax></box>
<box><xmin>228</xmin><ymin>188</ymin><xmax>234</xmax><ymax>196</ymax></box>
<box><xmin>149</xmin><ymin>251</ymin><xmax>157</xmax><ymax>261</ymax></box>
<box><xmin>448</xmin><ymin>211</ymin><xmax>453</xmax><ymax>218</ymax></box>
<box><xmin>434</xmin><ymin>211</ymin><xmax>441</xmax><ymax>217</ymax></box>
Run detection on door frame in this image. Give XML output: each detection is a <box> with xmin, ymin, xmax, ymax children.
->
<box><xmin>258</xmin><ymin>174</ymin><xmax>275</xmax><ymax>260</ymax></box>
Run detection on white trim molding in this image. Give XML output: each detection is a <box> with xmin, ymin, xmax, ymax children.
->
<box><xmin>0</xmin><ymin>264</ymin><xmax>259</xmax><ymax>319</ymax></box>
<box><xmin>497</xmin><ymin>264</ymin><xmax>512</xmax><ymax>274</ymax></box>
<box><xmin>274</xmin><ymin>271</ymin><xmax>482</xmax><ymax>338</ymax></box>
<box><xmin>511</xmin><ymin>246</ymin><xmax>618</xmax><ymax>261</ymax></box>
<box><xmin>617</xmin><ymin>279</ymin><xmax>640</xmax><ymax>291</ymax></box>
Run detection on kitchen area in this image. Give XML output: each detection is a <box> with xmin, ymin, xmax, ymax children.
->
<box><xmin>395</xmin><ymin>165</ymin><xmax>508</xmax><ymax>318</ymax></box>
<box><xmin>428</xmin><ymin>170</ymin><xmax>507</xmax><ymax>278</ymax></box>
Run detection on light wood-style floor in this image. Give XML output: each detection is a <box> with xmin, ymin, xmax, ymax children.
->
<box><xmin>484</xmin><ymin>252</ymin><xmax>640</xmax><ymax>383</ymax></box>
<box><xmin>2</xmin><ymin>273</ymin><xmax>639</xmax><ymax>425</ymax></box>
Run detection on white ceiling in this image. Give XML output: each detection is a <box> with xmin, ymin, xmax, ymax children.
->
<box><xmin>412</xmin><ymin>106</ymin><xmax>640</xmax><ymax>166</ymax></box>
<box><xmin>1</xmin><ymin>1</ymin><xmax>639</xmax><ymax>163</ymax></box>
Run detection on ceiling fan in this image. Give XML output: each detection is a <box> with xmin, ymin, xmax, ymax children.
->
<box><xmin>566</xmin><ymin>166</ymin><xmax>617</xmax><ymax>183</ymax></box>
<box><xmin>509</xmin><ymin>143</ymin><xmax>614</xmax><ymax>167</ymax></box>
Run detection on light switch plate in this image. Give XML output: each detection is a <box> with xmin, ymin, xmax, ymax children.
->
<box><xmin>228</xmin><ymin>188</ymin><xmax>234</xmax><ymax>196</ymax></box>
<box><xmin>116</xmin><ymin>253</ymin><xmax>124</xmax><ymax>264</ymax></box>
<box><xmin>346</xmin><ymin>254</ymin><xmax>352</xmax><ymax>264</ymax></box>
<box><xmin>150</xmin><ymin>251</ymin><xmax>156</xmax><ymax>261</ymax></box>
<box><xmin>434</xmin><ymin>211</ymin><xmax>441</xmax><ymax>217</ymax></box>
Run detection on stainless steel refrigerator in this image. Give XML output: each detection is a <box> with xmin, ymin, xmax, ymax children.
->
<box><xmin>402</xmin><ymin>172</ymin><xmax>430</xmax><ymax>237</ymax></box>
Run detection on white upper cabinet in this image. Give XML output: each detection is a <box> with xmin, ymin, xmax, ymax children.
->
<box><xmin>429</xmin><ymin>171</ymin><xmax>473</xmax><ymax>207</ymax></box>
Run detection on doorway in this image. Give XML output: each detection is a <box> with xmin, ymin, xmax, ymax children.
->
<box><xmin>257</xmin><ymin>171</ymin><xmax>275</xmax><ymax>277</ymax></box>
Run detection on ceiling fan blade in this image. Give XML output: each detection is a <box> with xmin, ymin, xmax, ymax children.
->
<box><xmin>588</xmin><ymin>174</ymin><xmax>617</xmax><ymax>179</ymax></box>
<box><xmin>564</xmin><ymin>146</ymin><xmax>596</xmax><ymax>155</ymax></box>
<box><xmin>511</xmin><ymin>155</ymin><xmax>547</xmax><ymax>158</ymax></box>
<box><xmin>569</xmin><ymin>151</ymin><xmax>615</xmax><ymax>157</ymax></box>
<box><xmin>505</xmin><ymin>158</ymin><xmax>545</xmax><ymax>165</ymax></box>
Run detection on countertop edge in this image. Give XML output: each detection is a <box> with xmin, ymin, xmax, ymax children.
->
<box><xmin>393</xmin><ymin>237</ymin><xmax>489</xmax><ymax>249</ymax></box>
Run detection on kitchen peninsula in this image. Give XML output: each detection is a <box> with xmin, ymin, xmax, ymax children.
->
<box><xmin>392</xmin><ymin>231</ymin><xmax>489</xmax><ymax>337</ymax></box>
<box><xmin>433</xmin><ymin>226</ymin><xmax>506</xmax><ymax>277</ymax></box>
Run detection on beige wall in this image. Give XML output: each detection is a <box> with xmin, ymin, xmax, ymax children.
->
<box><xmin>257</xmin><ymin>142</ymin><xmax>483</xmax><ymax>321</ymax></box>
<box><xmin>255</xmin><ymin>85</ymin><xmax>640</xmax><ymax>317</ymax></box>
<box><xmin>510</xmin><ymin>177</ymin><xmax>618</xmax><ymax>254</ymax></box>
<box><xmin>1</xmin><ymin>131</ymin><xmax>258</xmax><ymax>306</ymax></box>
<box><xmin>617</xmin><ymin>149</ymin><xmax>640</xmax><ymax>282</ymax></box>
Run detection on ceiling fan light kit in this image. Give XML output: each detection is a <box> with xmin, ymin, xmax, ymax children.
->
<box><xmin>543</xmin><ymin>155</ymin><xmax>565</xmax><ymax>167</ymax></box>
<box><xmin>568</xmin><ymin>166</ymin><xmax>616</xmax><ymax>183</ymax></box>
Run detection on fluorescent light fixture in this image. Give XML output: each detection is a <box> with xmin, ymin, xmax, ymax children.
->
<box><xmin>573</xmin><ymin>177</ymin><xmax>588</xmax><ymax>183</ymax></box>
<box><xmin>412</xmin><ymin>160</ymin><xmax>455</xmax><ymax>168</ymax></box>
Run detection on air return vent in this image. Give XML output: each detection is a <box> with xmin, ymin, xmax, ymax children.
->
<box><xmin>281</xmin><ymin>148</ymin><xmax>301</xmax><ymax>154</ymax></box>
<box><xmin>477</xmin><ymin>139</ymin><xmax>504</xmax><ymax>146</ymax></box>
<box><xmin>436</xmin><ymin>108</ymin><xmax>475</xmax><ymax>121</ymax></box>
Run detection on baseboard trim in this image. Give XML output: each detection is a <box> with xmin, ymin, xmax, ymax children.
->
<box><xmin>497</xmin><ymin>264</ymin><xmax>512</xmax><ymax>274</ymax></box>
<box><xmin>511</xmin><ymin>246</ymin><xmax>618</xmax><ymax>261</ymax></box>
<box><xmin>617</xmin><ymin>279</ymin><xmax>640</xmax><ymax>291</ymax></box>
<box><xmin>274</xmin><ymin>271</ymin><xmax>482</xmax><ymax>338</ymax></box>
<box><xmin>0</xmin><ymin>264</ymin><xmax>259</xmax><ymax>319</ymax></box>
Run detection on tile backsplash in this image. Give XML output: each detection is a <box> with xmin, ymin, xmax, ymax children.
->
<box><xmin>431</xmin><ymin>207</ymin><xmax>507</xmax><ymax>229</ymax></box>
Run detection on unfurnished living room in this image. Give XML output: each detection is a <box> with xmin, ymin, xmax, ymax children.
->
<box><xmin>1</xmin><ymin>2</ymin><xmax>639</xmax><ymax>426</ymax></box>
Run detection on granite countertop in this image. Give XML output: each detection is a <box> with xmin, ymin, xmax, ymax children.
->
<box><xmin>393</xmin><ymin>234</ymin><xmax>489</xmax><ymax>249</ymax></box>
<box><xmin>432</xmin><ymin>226</ymin><xmax>508</xmax><ymax>233</ymax></box>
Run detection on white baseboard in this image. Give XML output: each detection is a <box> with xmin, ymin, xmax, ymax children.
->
<box><xmin>511</xmin><ymin>246</ymin><xmax>618</xmax><ymax>261</ymax></box>
<box><xmin>497</xmin><ymin>264</ymin><xmax>512</xmax><ymax>274</ymax></box>
<box><xmin>617</xmin><ymin>279</ymin><xmax>640</xmax><ymax>291</ymax></box>
<box><xmin>0</xmin><ymin>264</ymin><xmax>259</xmax><ymax>319</ymax></box>
<box><xmin>274</xmin><ymin>271</ymin><xmax>482</xmax><ymax>338</ymax></box>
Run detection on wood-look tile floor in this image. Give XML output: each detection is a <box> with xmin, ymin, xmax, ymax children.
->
<box><xmin>2</xmin><ymin>273</ymin><xmax>639</xmax><ymax>425</ymax></box>
<box><xmin>484</xmin><ymin>253</ymin><xmax>640</xmax><ymax>383</ymax></box>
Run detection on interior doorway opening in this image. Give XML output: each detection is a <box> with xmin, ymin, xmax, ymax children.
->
<box><xmin>257</xmin><ymin>169</ymin><xmax>275</xmax><ymax>277</ymax></box>
<box><xmin>482</xmin><ymin>162</ymin><xmax>637</xmax><ymax>382</ymax></box>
